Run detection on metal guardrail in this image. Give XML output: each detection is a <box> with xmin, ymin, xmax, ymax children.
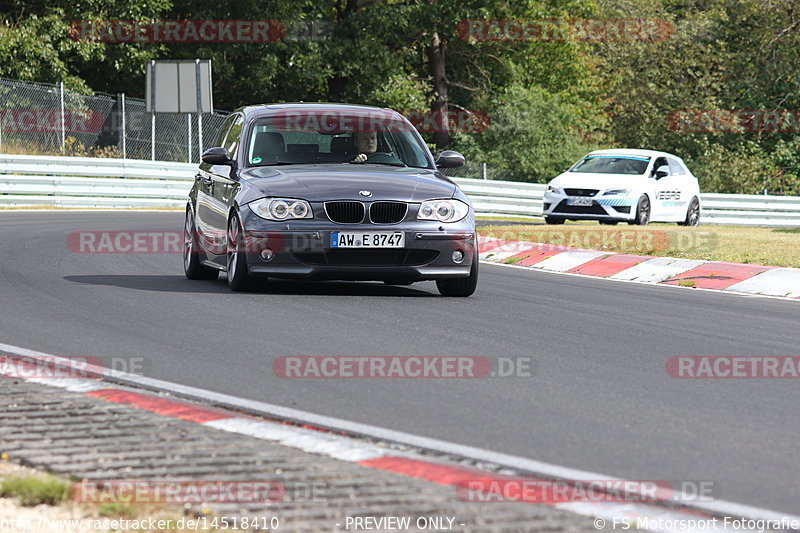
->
<box><xmin>1</xmin><ymin>154</ymin><xmax>800</xmax><ymax>226</ymax></box>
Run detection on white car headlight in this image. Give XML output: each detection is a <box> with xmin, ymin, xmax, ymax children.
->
<box><xmin>602</xmin><ymin>189</ymin><xmax>630</xmax><ymax>196</ymax></box>
<box><xmin>249</xmin><ymin>198</ymin><xmax>313</xmax><ymax>221</ymax></box>
<box><xmin>546</xmin><ymin>185</ymin><xmax>563</xmax><ymax>194</ymax></box>
<box><xmin>417</xmin><ymin>199</ymin><xmax>469</xmax><ymax>223</ymax></box>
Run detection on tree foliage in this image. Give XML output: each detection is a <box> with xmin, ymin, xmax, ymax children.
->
<box><xmin>1</xmin><ymin>0</ymin><xmax>799</xmax><ymax>192</ymax></box>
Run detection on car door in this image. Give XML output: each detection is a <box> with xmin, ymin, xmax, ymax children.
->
<box><xmin>649</xmin><ymin>156</ymin><xmax>676</xmax><ymax>220</ymax></box>
<box><xmin>666</xmin><ymin>157</ymin><xmax>690</xmax><ymax>220</ymax></box>
<box><xmin>196</xmin><ymin>114</ymin><xmax>236</xmax><ymax>256</ymax></box>
<box><xmin>206</xmin><ymin>113</ymin><xmax>244</xmax><ymax>258</ymax></box>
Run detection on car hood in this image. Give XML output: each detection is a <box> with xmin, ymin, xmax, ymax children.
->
<box><xmin>550</xmin><ymin>172</ymin><xmax>644</xmax><ymax>191</ymax></box>
<box><xmin>240</xmin><ymin>164</ymin><xmax>457</xmax><ymax>203</ymax></box>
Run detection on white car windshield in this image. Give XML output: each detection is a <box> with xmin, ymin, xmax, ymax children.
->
<box><xmin>571</xmin><ymin>155</ymin><xmax>650</xmax><ymax>175</ymax></box>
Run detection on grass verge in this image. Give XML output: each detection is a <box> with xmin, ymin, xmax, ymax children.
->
<box><xmin>0</xmin><ymin>462</ymin><xmax>218</xmax><ymax>532</ymax></box>
<box><xmin>0</xmin><ymin>473</ymin><xmax>70</xmax><ymax>506</ymax></box>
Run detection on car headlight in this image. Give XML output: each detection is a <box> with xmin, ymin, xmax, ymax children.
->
<box><xmin>546</xmin><ymin>185</ymin><xmax>563</xmax><ymax>194</ymax></box>
<box><xmin>249</xmin><ymin>198</ymin><xmax>313</xmax><ymax>221</ymax></box>
<box><xmin>602</xmin><ymin>189</ymin><xmax>630</xmax><ymax>196</ymax></box>
<box><xmin>417</xmin><ymin>199</ymin><xmax>470</xmax><ymax>223</ymax></box>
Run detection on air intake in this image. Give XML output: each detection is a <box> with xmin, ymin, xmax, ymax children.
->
<box><xmin>325</xmin><ymin>201</ymin><xmax>365</xmax><ymax>224</ymax></box>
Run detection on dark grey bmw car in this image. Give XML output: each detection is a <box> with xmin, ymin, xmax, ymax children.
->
<box><xmin>183</xmin><ymin>103</ymin><xmax>478</xmax><ymax>296</ymax></box>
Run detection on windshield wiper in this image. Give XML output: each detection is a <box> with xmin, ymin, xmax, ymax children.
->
<box><xmin>349</xmin><ymin>161</ymin><xmax>407</xmax><ymax>167</ymax></box>
<box><xmin>251</xmin><ymin>161</ymin><xmax>302</xmax><ymax>166</ymax></box>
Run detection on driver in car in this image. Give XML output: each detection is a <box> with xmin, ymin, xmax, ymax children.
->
<box><xmin>353</xmin><ymin>130</ymin><xmax>378</xmax><ymax>162</ymax></box>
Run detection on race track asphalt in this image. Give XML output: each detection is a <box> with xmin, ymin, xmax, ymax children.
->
<box><xmin>1</xmin><ymin>211</ymin><xmax>798</xmax><ymax>514</ymax></box>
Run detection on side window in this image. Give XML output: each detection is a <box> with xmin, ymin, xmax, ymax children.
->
<box><xmin>215</xmin><ymin>115</ymin><xmax>236</xmax><ymax>148</ymax></box>
<box><xmin>224</xmin><ymin>114</ymin><xmax>245</xmax><ymax>157</ymax></box>
<box><xmin>652</xmin><ymin>157</ymin><xmax>670</xmax><ymax>175</ymax></box>
<box><xmin>668</xmin><ymin>158</ymin><xmax>686</xmax><ymax>175</ymax></box>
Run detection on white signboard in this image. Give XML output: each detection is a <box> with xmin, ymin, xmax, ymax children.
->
<box><xmin>146</xmin><ymin>59</ymin><xmax>213</xmax><ymax>113</ymax></box>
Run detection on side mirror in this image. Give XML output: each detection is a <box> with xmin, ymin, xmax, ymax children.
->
<box><xmin>652</xmin><ymin>165</ymin><xmax>669</xmax><ymax>179</ymax></box>
<box><xmin>435</xmin><ymin>150</ymin><xmax>465</xmax><ymax>169</ymax></box>
<box><xmin>202</xmin><ymin>147</ymin><xmax>233</xmax><ymax>165</ymax></box>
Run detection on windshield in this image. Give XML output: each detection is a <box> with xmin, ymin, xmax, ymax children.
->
<box><xmin>570</xmin><ymin>155</ymin><xmax>650</xmax><ymax>175</ymax></box>
<box><xmin>245</xmin><ymin>110</ymin><xmax>434</xmax><ymax>169</ymax></box>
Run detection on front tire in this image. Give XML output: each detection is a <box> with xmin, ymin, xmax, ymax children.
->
<box><xmin>599</xmin><ymin>220</ymin><xmax>619</xmax><ymax>225</ymax></box>
<box><xmin>631</xmin><ymin>195</ymin><xmax>651</xmax><ymax>226</ymax></box>
<box><xmin>678</xmin><ymin>197</ymin><xmax>700</xmax><ymax>226</ymax></box>
<box><xmin>436</xmin><ymin>253</ymin><xmax>478</xmax><ymax>297</ymax></box>
<box><xmin>227</xmin><ymin>212</ymin><xmax>257</xmax><ymax>291</ymax></box>
<box><xmin>184</xmin><ymin>207</ymin><xmax>219</xmax><ymax>281</ymax></box>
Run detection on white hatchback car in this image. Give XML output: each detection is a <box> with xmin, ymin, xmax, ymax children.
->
<box><xmin>542</xmin><ymin>149</ymin><xmax>701</xmax><ymax>226</ymax></box>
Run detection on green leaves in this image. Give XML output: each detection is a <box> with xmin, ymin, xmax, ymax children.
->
<box><xmin>2</xmin><ymin>0</ymin><xmax>799</xmax><ymax>192</ymax></box>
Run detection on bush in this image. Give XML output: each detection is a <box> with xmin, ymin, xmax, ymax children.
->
<box><xmin>452</xmin><ymin>85</ymin><xmax>605</xmax><ymax>182</ymax></box>
<box><xmin>687</xmin><ymin>144</ymin><xmax>795</xmax><ymax>195</ymax></box>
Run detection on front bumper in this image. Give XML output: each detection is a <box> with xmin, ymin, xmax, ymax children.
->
<box><xmin>542</xmin><ymin>192</ymin><xmax>637</xmax><ymax>220</ymax></box>
<box><xmin>239</xmin><ymin>212</ymin><xmax>476</xmax><ymax>281</ymax></box>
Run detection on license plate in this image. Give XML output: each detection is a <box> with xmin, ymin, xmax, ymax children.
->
<box><xmin>567</xmin><ymin>197</ymin><xmax>594</xmax><ymax>206</ymax></box>
<box><xmin>330</xmin><ymin>232</ymin><xmax>405</xmax><ymax>248</ymax></box>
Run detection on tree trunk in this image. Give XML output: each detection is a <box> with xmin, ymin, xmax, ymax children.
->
<box><xmin>427</xmin><ymin>31</ymin><xmax>450</xmax><ymax>149</ymax></box>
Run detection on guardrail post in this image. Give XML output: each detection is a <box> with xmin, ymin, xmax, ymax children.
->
<box><xmin>187</xmin><ymin>114</ymin><xmax>192</xmax><ymax>163</ymax></box>
<box><xmin>151</xmin><ymin>113</ymin><xmax>155</xmax><ymax>161</ymax></box>
<box><xmin>120</xmin><ymin>93</ymin><xmax>127</xmax><ymax>159</ymax></box>
<box><xmin>195</xmin><ymin>58</ymin><xmax>204</xmax><ymax>160</ymax></box>
<box><xmin>481</xmin><ymin>162</ymin><xmax>487</xmax><ymax>180</ymax></box>
<box><xmin>58</xmin><ymin>82</ymin><xmax>65</xmax><ymax>154</ymax></box>
<box><xmin>198</xmin><ymin>113</ymin><xmax>203</xmax><ymax>158</ymax></box>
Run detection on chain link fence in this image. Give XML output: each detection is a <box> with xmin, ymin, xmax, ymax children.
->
<box><xmin>0</xmin><ymin>78</ymin><xmax>229</xmax><ymax>162</ymax></box>
<box><xmin>1</xmin><ymin>77</ymin><xmax>519</xmax><ymax>178</ymax></box>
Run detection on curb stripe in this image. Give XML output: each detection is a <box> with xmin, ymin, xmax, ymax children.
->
<box><xmin>610</xmin><ymin>257</ymin><xmax>706</xmax><ymax>283</ymax></box>
<box><xmin>479</xmin><ymin>242</ymin><xmax>537</xmax><ymax>262</ymax></box>
<box><xmin>87</xmin><ymin>389</ymin><xmax>233</xmax><ymax>423</ymax></box>
<box><xmin>725</xmin><ymin>268</ymin><xmax>800</xmax><ymax>298</ymax></box>
<box><xmin>358</xmin><ymin>455</ymin><xmax>502</xmax><ymax>486</ymax></box>
<box><xmin>662</xmin><ymin>262</ymin><xmax>773</xmax><ymax>290</ymax></box>
<box><xmin>567</xmin><ymin>254</ymin><xmax>651</xmax><ymax>277</ymax></box>
<box><xmin>533</xmin><ymin>250</ymin><xmax>610</xmax><ymax>272</ymax></box>
<box><xmin>511</xmin><ymin>248</ymin><xmax>565</xmax><ymax>266</ymax></box>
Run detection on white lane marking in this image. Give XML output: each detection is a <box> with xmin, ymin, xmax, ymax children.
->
<box><xmin>725</xmin><ymin>268</ymin><xmax>800</xmax><ymax>298</ymax></box>
<box><xmin>610</xmin><ymin>257</ymin><xmax>706</xmax><ymax>283</ymax></box>
<box><xmin>532</xmin><ymin>250</ymin><xmax>609</xmax><ymax>272</ymax></box>
<box><xmin>0</xmin><ymin>342</ymin><xmax>797</xmax><ymax>525</ymax></box>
